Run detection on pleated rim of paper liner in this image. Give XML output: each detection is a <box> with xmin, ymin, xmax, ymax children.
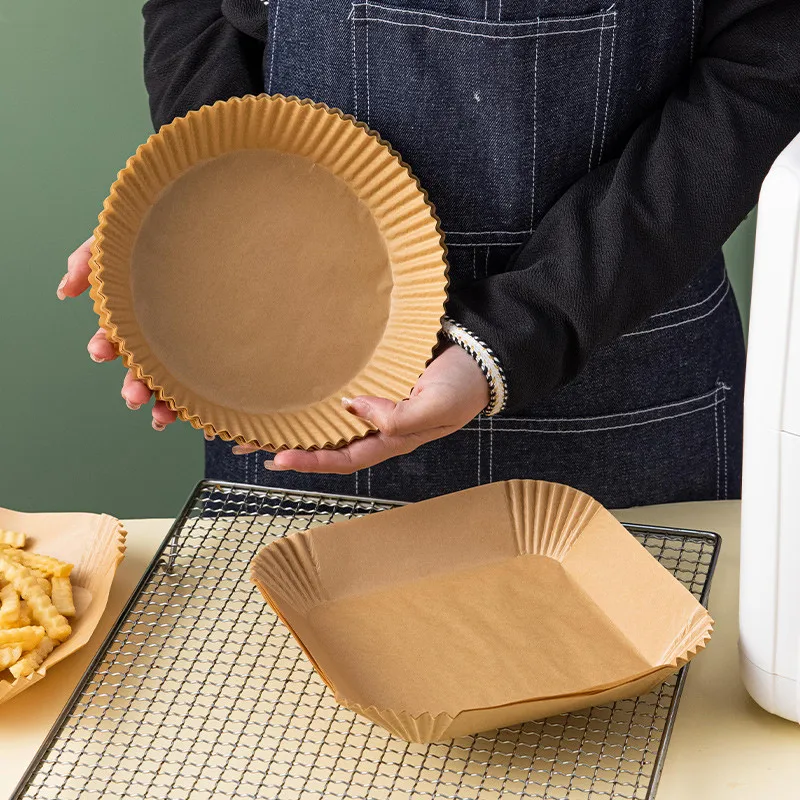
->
<box><xmin>89</xmin><ymin>94</ymin><xmax>449</xmax><ymax>450</ymax></box>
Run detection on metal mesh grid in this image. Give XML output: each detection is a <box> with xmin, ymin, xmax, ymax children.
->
<box><xmin>14</xmin><ymin>481</ymin><xmax>719</xmax><ymax>800</ymax></box>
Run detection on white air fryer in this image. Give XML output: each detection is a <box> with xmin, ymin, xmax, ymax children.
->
<box><xmin>740</xmin><ymin>131</ymin><xmax>800</xmax><ymax>723</ymax></box>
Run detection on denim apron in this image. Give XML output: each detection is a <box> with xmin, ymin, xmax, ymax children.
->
<box><xmin>206</xmin><ymin>0</ymin><xmax>746</xmax><ymax>507</ymax></box>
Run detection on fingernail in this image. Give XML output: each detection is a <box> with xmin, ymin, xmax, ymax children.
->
<box><xmin>56</xmin><ymin>275</ymin><xmax>68</xmax><ymax>300</ymax></box>
<box><xmin>89</xmin><ymin>352</ymin><xmax>104</xmax><ymax>363</ymax></box>
<box><xmin>342</xmin><ymin>396</ymin><xmax>367</xmax><ymax>416</ymax></box>
<box><xmin>152</xmin><ymin>420</ymin><xmax>166</xmax><ymax>432</ymax></box>
<box><xmin>125</xmin><ymin>400</ymin><xmax>141</xmax><ymax>411</ymax></box>
<box><xmin>231</xmin><ymin>445</ymin><xmax>249</xmax><ymax>455</ymax></box>
<box><xmin>265</xmin><ymin>460</ymin><xmax>289</xmax><ymax>471</ymax></box>
<box><xmin>204</xmin><ymin>431</ymin><xmax>214</xmax><ymax>441</ymax></box>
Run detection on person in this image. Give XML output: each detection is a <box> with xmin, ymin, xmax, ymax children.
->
<box><xmin>58</xmin><ymin>0</ymin><xmax>800</xmax><ymax>507</ymax></box>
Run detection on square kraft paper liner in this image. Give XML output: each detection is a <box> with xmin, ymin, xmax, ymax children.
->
<box><xmin>251</xmin><ymin>480</ymin><xmax>713</xmax><ymax>744</ymax></box>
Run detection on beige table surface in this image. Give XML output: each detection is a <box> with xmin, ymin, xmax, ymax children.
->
<box><xmin>0</xmin><ymin>502</ymin><xmax>797</xmax><ymax>799</ymax></box>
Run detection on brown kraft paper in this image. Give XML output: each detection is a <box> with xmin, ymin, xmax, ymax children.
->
<box><xmin>89</xmin><ymin>94</ymin><xmax>448</xmax><ymax>451</ymax></box>
<box><xmin>0</xmin><ymin>508</ymin><xmax>126</xmax><ymax>705</ymax></box>
<box><xmin>251</xmin><ymin>480</ymin><xmax>713</xmax><ymax>743</ymax></box>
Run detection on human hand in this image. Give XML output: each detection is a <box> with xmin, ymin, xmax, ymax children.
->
<box><xmin>58</xmin><ymin>236</ymin><xmax>181</xmax><ymax>432</ymax></box>
<box><xmin>232</xmin><ymin>341</ymin><xmax>490</xmax><ymax>473</ymax></box>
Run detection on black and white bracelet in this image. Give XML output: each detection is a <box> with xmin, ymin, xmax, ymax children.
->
<box><xmin>441</xmin><ymin>316</ymin><xmax>507</xmax><ymax>416</ymax></box>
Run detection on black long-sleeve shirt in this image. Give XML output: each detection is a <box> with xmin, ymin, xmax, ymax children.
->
<box><xmin>142</xmin><ymin>0</ymin><xmax>800</xmax><ymax>413</ymax></box>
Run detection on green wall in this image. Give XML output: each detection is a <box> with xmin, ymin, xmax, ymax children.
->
<box><xmin>0</xmin><ymin>2</ymin><xmax>201</xmax><ymax>518</ymax></box>
<box><xmin>724</xmin><ymin>209</ymin><xmax>757</xmax><ymax>337</ymax></box>
<box><xmin>0</xmin><ymin>3</ymin><xmax>756</xmax><ymax>518</ymax></box>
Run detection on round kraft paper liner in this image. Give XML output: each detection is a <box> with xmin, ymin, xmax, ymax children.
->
<box><xmin>89</xmin><ymin>94</ymin><xmax>449</xmax><ymax>450</ymax></box>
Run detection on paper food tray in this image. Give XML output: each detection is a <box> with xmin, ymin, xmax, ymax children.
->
<box><xmin>252</xmin><ymin>480</ymin><xmax>713</xmax><ymax>743</ymax></box>
<box><xmin>89</xmin><ymin>94</ymin><xmax>448</xmax><ymax>451</ymax></box>
<box><xmin>0</xmin><ymin>508</ymin><xmax>126</xmax><ymax>704</ymax></box>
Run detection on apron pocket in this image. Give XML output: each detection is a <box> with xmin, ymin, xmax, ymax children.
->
<box><xmin>350</xmin><ymin>1</ymin><xmax>618</xmax><ymax>244</ymax></box>
<box><xmin>464</xmin><ymin>384</ymin><xmax>732</xmax><ymax>506</ymax></box>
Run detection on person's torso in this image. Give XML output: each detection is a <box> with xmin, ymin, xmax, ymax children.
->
<box><xmin>209</xmin><ymin>0</ymin><xmax>746</xmax><ymax>507</ymax></box>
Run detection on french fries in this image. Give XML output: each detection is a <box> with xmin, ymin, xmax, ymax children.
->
<box><xmin>0</xmin><ymin>530</ymin><xmax>77</xmax><ymax>681</ymax></box>
<box><xmin>31</xmin><ymin>574</ymin><xmax>51</xmax><ymax>595</ymax></box>
<box><xmin>17</xmin><ymin>600</ymin><xmax>31</xmax><ymax>627</ymax></box>
<box><xmin>0</xmin><ymin>555</ymin><xmax>71</xmax><ymax>642</ymax></box>
<box><xmin>0</xmin><ymin>626</ymin><xmax>44</xmax><ymax>651</ymax></box>
<box><xmin>0</xmin><ymin>584</ymin><xmax>20</xmax><ymax>626</ymax></box>
<box><xmin>0</xmin><ymin>530</ymin><xmax>25</xmax><ymax>548</ymax></box>
<box><xmin>9</xmin><ymin>637</ymin><xmax>56</xmax><ymax>680</ymax></box>
<box><xmin>0</xmin><ymin>547</ymin><xmax>72</xmax><ymax>578</ymax></box>
<box><xmin>51</xmin><ymin>577</ymin><xmax>75</xmax><ymax>617</ymax></box>
<box><xmin>0</xmin><ymin>646</ymin><xmax>22</xmax><ymax>671</ymax></box>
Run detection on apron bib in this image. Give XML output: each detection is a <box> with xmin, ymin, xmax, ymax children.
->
<box><xmin>206</xmin><ymin>0</ymin><xmax>745</xmax><ymax>506</ymax></box>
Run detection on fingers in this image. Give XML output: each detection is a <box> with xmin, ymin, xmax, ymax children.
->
<box><xmin>231</xmin><ymin>443</ymin><xmax>261</xmax><ymax>456</ymax></box>
<box><xmin>230</xmin><ymin>390</ymin><xmax>456</xmax><ymax>473</ymax></box>
<box><xmin>68</xmin><ymin>237</ymin><xmax>177</xmax><ymax>432</ymax></box>
<box><xmin>272</xmin><ymin>429</ymin><xmax>429</xmax><ymax>474</ymax></box>
<box><xmin>343</xmin><ymin>391</ymin><xmax>454</xmax><ymax>438</ymax></box>
<box><xmin>120</xmin><ymin>373</ymin><xmax>178</xmax><ymax>429</ymax></box>
<box><xmin>58</xmin><ymin>237</ymin><xmax>94</xmax><ymax>300</ymax></box>
<box><xmin>64</xmin><ymin>236</ymin><xmax>180</xmax><ymax>434</ymax></box>
<box><xmin>228</xmin><ymin>406</ymin><xmax>431</xmax><ymax>472</ymax></box>
<box><xmin>86</xmin><ymin>328</ymin><xmax>118</xmax><ymax>363</ymax></box>
<box><xmin>120</xmin><ymin>369</ymin><xmax>152</xmax><ymax>410</ymax></box>
<box><xmin>151</xmin><ymin>400</ymin><xmax>177</xmax><ymax>431</ymax></box>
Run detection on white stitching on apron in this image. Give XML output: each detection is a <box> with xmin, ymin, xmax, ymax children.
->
<box><xmin>477</xmin><ymin>414</ymin><xmax>482</xmax><ymax>485</ymax></box>
<box><xmin>448</xmin><ymin>240</ymin><xmax>526</xmax><ymax>246</ymax></box>
<box><xmin>489</xmin><ymin>414</ymin><xmax>494</xmax><ymax>481</ymax></box>
<box><xmin>358</xmin><ymin>18</ymin><xmax>616</xmax><ymax>40</ymax></box>
<box><xmin>714</xmin><ymin>396</ymin><xmax>720</xmax><ymax>500</ymax></box>
<box><xmin>360</xmin><ymin>3</ymin><xmax>615</xmax><ymax>27</ymax></box>
<box><xmin>352</xmin><ymin>7</ymin><xmax>358</xmax><ymax>116</ymax></box>
<box><xmin>366</xmin><ymin>17</ymin><xmax>371</xmax><ymax>125</ymax></box>
<box><xmin>588</xmin><ymin>14</ymin><xmax>607</xmax><ymax>170</ymax></box>
<box><xmin>530</xmin><ymin>18</ymin><xmax>540</xmax><ymax>228</ymax></box>
<box><xmin>720</xmin><ymin>384</ymin><xmax>729</xmax><ymax>499</ymax></box>
<box><xmin>493</xmin><ymin>386</ymin><xmax>724</xmax><ymax>424</ymax></box>
<box><xmin>267</xmin><ymin>0</ymin><xmax>281</xmax><ymax>94</ymax></box>
<box><xmin>690</xmin><ymin>0</ymin><xmax>696</xmax><ymax>63</ymax></box>
<box><xmin>650</xmin><ymin>271</ymin><xmax>727</xmax><ymax>318</ymax></box>
<box><xmin>622</xmin><ymin>280</ymin><xmax>731</xmax><ymax>337</ymax></box>
<box><xmin>449</xmin><ymin>229</ymin><xmax>534</xmax><ymax>235</ymax></box>
<box><xmin>599</xmin><ymin>14</ymin><xmax>617</xmax><ymax>163</ymax></box>
<box><xmin>467</xmin><ymin>400</ymin><xmax>723</xmax><ymax>435</ymax></box>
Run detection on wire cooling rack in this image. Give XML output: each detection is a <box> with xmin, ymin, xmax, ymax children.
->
<box><xmin>13</xmin><ymin>480</ymin><xmax>720</xmax><ymax>800</ymax></box>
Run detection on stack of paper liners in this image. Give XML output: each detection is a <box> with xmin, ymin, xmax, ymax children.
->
<box><xmin>89</xmin><ymin>94</ymin><xmax>448</xmax><ymax>451</ymax></box>
<box><xmin>0</xmin><ymin>510</ymin><xmax>126</xmax><ymax>705</ymax></box>
<box><xmin>251</xmin><ymin>481</ymin><xmax>713</xmax><ymax>744</ymax></box>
